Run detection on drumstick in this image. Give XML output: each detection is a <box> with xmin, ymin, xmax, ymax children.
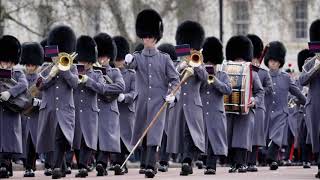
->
<box><xmin>120</xmin><ymin>71</ymin><xmax>192</xmax><ymax>169</ymax></box>
<box><xmin>258</xmin><ymin>45</ymin><xmax>269</xmax><ymax>66</ymax></box>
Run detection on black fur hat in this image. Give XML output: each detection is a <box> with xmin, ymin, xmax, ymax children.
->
<box><xmin>47</xmin><ymin>25</ymin><xmax>76</xmax><ymax>54</ymax></box>
<box><xmin>310</xmin><ymin>19</ymin><xmax>320</xmax><ymax>41</ymax></box>
<box><xmin>202</xmin><ymin>36</ymin><xmax>223</xmax><ymax>64</ymax></box>
<box><xmin>136</xmin><ymin>9</ymin><xmax>163</xmax><ymax>42</ymax></box>
<box><xmin>297</xmin><ymin>49</ymin><xmax>315</xmax><ymax>72</ymax></box>
<box><xmin>226</xmin><ymin>35</ymin><xmax>253</xmax><ymax>62</ymax></box>
<box><xmin>94</xmin><ymin>33</ymin><xmax>117</xmax><ymax>62</ymax></box>
<box><xmin>247</xmin><ymin>34</ymin><xmax>263</xmax><ymax>59</ymax></box>
<box><xmin>76</xmin><ymin>35</ymin><xmax>97</xmax><ymax>63</ymax></box>
<box><xmin>264</xmin><ymin>41</ymin><xmax>286</xmax><ymax>68</ymax></box>
<box><xmin>158</xmin><ymin>43</ymin><xmax>177</xmax><ymax>61</ymax></box>
<box><xmin>20</xmin><ymin>42</ymin><xmax>44</xmax><ymax>65</ymax></box>
<box><xmin>113</xmin><ymin>36</ymin><xmax>130</xmax><ymax>61</ymax></box>
<box><xmin>175</xmin><ymin>21</ymin><xmax>205</xmax><ymax>51</ymax></box>
<box><xmin>0</xmin><ymin>35</ymin><xmax>21</xmax><ymax>64</ymax></box>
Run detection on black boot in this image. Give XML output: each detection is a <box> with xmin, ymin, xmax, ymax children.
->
<box><xmin>238</xmin><ymin>165</ymin><xmax>247</xmax><ymax>173</ymax></box>
<box><xmin>75</xmin><ymin>168</ymin><xmax>88</xmax><ymax>178</ymax></box>
<box><xmin>204</xmin><ymin>168</ymin><xmax>216</xmax><ymax>175</ymax></box>
<box><xmin>52</xmin><ymin>168</ymin><xmax>63</xmax><ymax>179</ymax></box>
<box><xmin>270</xmin><ymin>162</ymin><xmax>279</xmax><ymax>170</ymax></box>
<box><xmin>180</xmin><ymin>163</ymin><xmax>193</xmax><ymax>176</ymax></box>
<box><xmin>24</xmin><ymin>169</ymin><xmax>35</xmax><ymax>177</ymax></box>
<box><xmin>114</xmin><ymin>164</ymin><xmax>125</xmax><ymax>175</ymax></box>
<box><xmin>303</xmin><ymin>162</ymin><xmax>311</xmax><ymax>169</ymax></box>
<box><xmin>0</xmin><ymin>167</ymin><xmax>9</xmax><ymax>178</ymax></box>
<box><xmin>96</xmin><ymin>163</ymin><xmax>107</xmax><ymax>176</ymax></box>
<box><xmin>65</xmin><ymin>166</ymin><xmax>72</xmax><ymax>175</ymax></box>
<box><xmin>158</xmin><ymin>163</ymin><xmax>168</xmax><ymax>172</ymax></box>
<box><xmin>145</xmin><ymin>169</ymin><xmax>156</xmax><ymax>178</ymax></box>
<box><xmin>195</xmin><ymin>160</ymin><xmax>204</xmax><ymax>169</ymax></box>
<box><xmin>44</xmin><ymin>168</ymin><xmax>53</xmax><ymax>176</ymax></box>
<box><xmin>139</xmin><ymin>165</ymin><xmax>146</xmax><ymax>174</ymax></box>
<box><xmin>247</xmin><ymin>164</ymin><xmax>258</xmax><ymax>172</ymax></box>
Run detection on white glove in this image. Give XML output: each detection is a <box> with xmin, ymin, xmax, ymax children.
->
<box><xmin>178</xmin><ymin>61</ymin><xmax>188</xmax><ymax>70</ymax></box>
<box><xmin>117</xmin><ymin>93</ymin><xmax>125</xmax><ymax>102</ymax></box>
<box><xmin>49</xmin><ymin>65</ymin><xmax>59</xmax><ymax>78</ymax></box>
<box><xmin>184</xmin><ymin>67</ymin><xmax>194</xmax><ymax>75</ymax></box>
<box><xmin>79</xmin><ymin>75</ymin><xmax>88</xmax><ymax>84</ymax></box>
<box><xmin>0</xmin><ymin>91</ymin><xmax>11</xmax><ymax>101</ymax></box>
<box><xmin>248</xmin><ymin>97</ymin><xmax>255</xmax><ymax>107</ymax></box>
<box><xmin>125</xmin><ymin>54</ymin><xmax>133</xmax><ymax>64</ymax></box>
<box><xmin>314</xmin><ymin>58</ymin><xmax>320</xmax><ymax>68</ymax></box>
<box><xmin>33</xmin><ymin>98</ymin><xmax>42</xmax><ymax>107</ymax></box>
<box><xmin>165</xmin><ymin>94</ymin><xmax>175</xmax><ymax>104</ymax></box>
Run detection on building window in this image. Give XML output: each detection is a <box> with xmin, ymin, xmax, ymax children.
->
<box><xmin>294</xmin><ymin>0</ymin><xmax>308</xmax><ymax>39</ymax></box>
<box><xmin>232</xmin><ymin>1</ymin><xmax>249</xmax><ymax>35</ymax></box>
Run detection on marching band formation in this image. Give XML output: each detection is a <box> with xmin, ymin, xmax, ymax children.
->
<box><xmin>1</xmin><ymin>8</ymin><xmax>320</xmax><ymax>179</ymax></box>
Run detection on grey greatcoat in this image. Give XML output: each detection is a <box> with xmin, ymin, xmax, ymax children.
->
<box><xmin>22</xmin><ymin>73</ymin><xmax>41</xmax><ymax>148</ymax></box>
<box><xmin>127</xmin><ymin>48</ymin><xmax>180</xmax><ymax>147</ymax></box>
<box><xmin>118</xmin><ymin>68</ymin><xmax>136</xmax><ymax>151</ymax></box>
<box><xmin>166</xmin><ymin>64</ymin><xmax>208</xmax><ymax>154</ymax></box>
<box><xmin>97</xmin><ymin>66</ymin><xmax>125</xmax><ymax>153</ymax></box>
<box><xmin>299</xmin><ymin>58</ymin><xmax>320</xmax><ymax>153</ymax></box>
<box><xmin>227</xmin><ymin>71</ymin><xmax>264</xmax><ymax>151</ymax></box>
<box><xmin>268</xmin><ymin>70</ymin><xmax>306</xmax><ymax>147</ymax></box>
<box><xmin>252</xmin><ymin>68</ymin><xmax>273</xmax><ymax>147</ymax></box>
<box><xmin>36</xmin><ymin>64</ymin><xmax>78</xmax><ymax>153</ymax></box>
<box><xmin>0</xmin><ymin>69</ymin><xmax>28</xmax><ymax>153</ymax></box>
<box><xmin>73</xmin><ymin>69</ymin><xmax>105</xmax><ymax>150</ymax></box>
<box><xmin>200</xmin><ymin>70</ymin><xmax>232</xmax><ymax>156</ymax></box>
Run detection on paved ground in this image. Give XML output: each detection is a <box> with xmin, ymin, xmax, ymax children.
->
<box><xmin>8</xmin><ymin>166</ymin><xmax>319</xmax><ymax>180</ymax></box>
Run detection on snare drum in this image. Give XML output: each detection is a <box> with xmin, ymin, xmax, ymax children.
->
<box><xmin>220</xmin><ymin>61</ymin><xmax>252</xmax><ymax>114</ymax></box>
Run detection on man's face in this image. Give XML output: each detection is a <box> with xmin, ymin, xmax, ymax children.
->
<box><xmin>78</xmin><ymin>61</ymin><xmax>92</xmax><ymax>70</ymax></box>
<box><xmin>0</xmin><ymin>61</ymin><xmax>14</xmax><ymax>69</ymax></box>
<box><xmin>114</xmin><ymin>60</ymin><xmax>125</xmax><ymax>69</ymax></box>
<box><xmin>143</xmin><ymin>37</ymin><xmax>156</xmax><ymax>48</ymax></box>
<box><xmin>268</xmin><ymin>59</ymin><xmax>281</xmax><ymax>70</ymax></box>
<box><xmin>98</xmin><ymin>57</ymin><xmax>110</xmax><ymax>66</ymax></box>
<box><xmin>25</xmin><ymin>64</ymin><xmax>38</xmax><ymax>73</ymax></box>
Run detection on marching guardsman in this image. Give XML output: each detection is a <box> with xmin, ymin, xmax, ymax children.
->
<box><xmin>93</xmin><ymin>32</ymin><xmax>125</xmax><ymax>176</ymax></box>
<box><xmin>36</xmin><ymin>25</ymin><xmax>79</xmax><ymax>179</ymax></box>
<box><xmin>157</xmin><ymin>43</ymin><xmax>178</xmax><ymax>173</ymax></box>
<box><xmin>246</xmin><ymin>34</ymin><xmax>273</xmax><ymax>172</ymax></box>
<box><xmin>265</xmin><ymin>41</ymin><xmax>306</xmax><ymax>171</ymax></box>
<box><xmin>299</xmin><ymin>19</ymin><xmax>320</xmax><ymax>178</ymax></box>
<box><xmin>111</xmin><ymin>35</ymin><xmax>135</xmax><ymax>175</ymax></box>
<box><xmin>225</xmin><ymin>36</ymin><xmax>264</xmax><ymax>173</ymax></box>
<box><xmin>166</xmin><ymin>20</ymin><xmax>208</xmax><ymax>176</ymax></box>
<box><xmin>125</xmin><ymin>9</ymin><xmax>180</xmax><ymax>178</ymax></box>
<box><xmin>20</xmin><ymin>42</ymin><xmax>44</xmax><ymax>177</ymax></box>
<box><xmin>200</xmin><ymin>37</ymin><xmax>232</xmax><ymax>175</ymax></box>
<box><xmin>0</xmin><ymin>35</ymin><xmax>28</xmax><ymax>179</ymax></box>
<box><xmin>72</xmin><ymin>36</ymin><xmax>104</xmax><ymax>178</ymax></box>
<box><xmin>297</xmin><ymin>49</ymin><xmax>313</xmax><ymax>169</ymax></box>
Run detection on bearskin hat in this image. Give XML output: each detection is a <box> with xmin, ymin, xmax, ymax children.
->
<box><xmin>20</xmin><ymin>42</ymin><xmax>44</xmax><ymax>65</ymax></box>
<box><xmin>226</xmin><ymin>35</ymin><xmax>253</xmax><ymax>62</ymax></box>
<box><xmin>264</xmin><ymin>41</ymin><xmax>286</xmax><ymax>68</ymax></box>
<box><xmin>202</xmin><ymin>36</ymin><xmax>223</xmax><ymax>64</ymax></box>
<box><xmin>47</xmin><ymin>25</ymin><xmax>76</xmax><ymax>54</ymax></box>
<box><xmin>175</xmin><ymin>21</ymin><xmax>205</xmax><ymax>51</ymax></box>
<box><xmin>247</xmin><ymin>34</ymin><xmax>264</xmax><ymax>59</ymax></box>
<box><xmin>94</xmin><ymin>33</ymin><xmax>117</xmax><ymax>62</ymax></box>
<box><xmin>76</xmin><ymin>35</ymin><xmax>97</xmax><ymax>63</ymax></box>
<box><xmin>0</xmin><ymin>35</ymin><xmax>21</xmax><ymax>64</ymax></box>
<box><xmin>136</xmin><ymin>9</ymin><xmax>163</xmax><ymax>42</ymax></box>
<box><xmin>158</xmin><ymin>43</ymin><xmax>177</xmax><ymax>61</ymax></box>
<box><xmin>310</xmin><ymin>19</ymin><xmax>320</xmax><ymax>41</ymax></box>
<box><xmin>113</xmin><ymin>36</ymin><xmax>130</xmax><ymax>61</ymax></box>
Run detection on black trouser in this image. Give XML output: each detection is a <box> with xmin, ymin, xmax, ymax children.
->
<box><xmin>53</xmin><ymin>124</ymin><xmax>71</xmax><ymax>169</ymax></box>
<box><xmin>25</xmin><ymin>133</ymin><xmax>37</xmax><ymax>170</ymax></box>
<box><xmin>247</xmin><ymin>146</ymin><xmax>259</xmax><ymax>165</ymax></box>
<box><xmin>284</xmin><ymin>129</ymin><xmax>295</xmax><ymax>161</ymax></box>
<box><xmin>206</xmin><ymin>142</ymin><xmax>218</xmax><ymax>170</ymax></box>
<box><xmin>267</xmin><ymin>141</ymin><xmax>280</xmax><ymax>163</ymax></box>
<box><xmin>182</xmin><ymin>123</ymin><xmax>200</xmax><ymax>165</ymax></box>
<box><xmin>96</xmin><ymin>140</ymin><xmax>110</xmax><ymax>169</ymax></box>
<box><xmin>111</xmin><ymin>139</ymin><xmax>129</xmax><ymax>166</ymax></box>
<box><xmin>140</xmin><ymin>138</ymin><xmax>157</xmax><ymax>170</ymax></box>
<box><xmin>44</xmin><ymin>152</ymin><xmax>53</xmax><ymax>169</ymax></box>
<box><xmin>78</xmin><ymin>138</ymin><xmax>93</xmax><ymax>169</ymax></box>
<box><xmin>159</xmin><ymin>132</ymin><xmax>169</xmax><ymax>166</ymax></box>
<box><xmin>229</xmin><ymin>148</ymin><xmax>247</xmax><ymax>167</ymax></box>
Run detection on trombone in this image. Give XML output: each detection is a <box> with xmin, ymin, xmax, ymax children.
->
<box><xmin>179</xmin><ymin>49</ymin><xmax>203</xmax><ymax>78</ymax></box>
